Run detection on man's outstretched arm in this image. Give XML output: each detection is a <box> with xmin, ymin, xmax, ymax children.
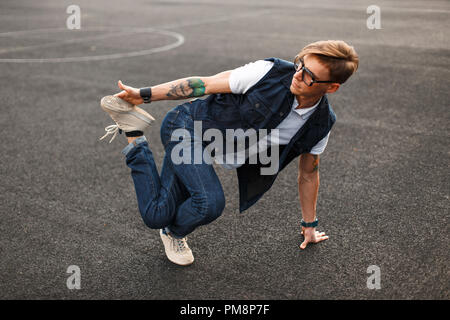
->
<box><xmin>298</xmin><ymin>153</ymin><xmax>329</xmax><ymax>249</ymax></box>
<box><xmin>114</xmin><ymin>71</ymin><xmax>232</xmax><ymax>105</ymax></box>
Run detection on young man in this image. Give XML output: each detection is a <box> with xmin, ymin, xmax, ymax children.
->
<box><xmin>100</xmin><ymin>40</ymin><xmax>359</xmax><ymax>266</ymax></box>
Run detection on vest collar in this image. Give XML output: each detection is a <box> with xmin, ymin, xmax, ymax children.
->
<box><xmin>270</xmin><ymin>58</ymin><xmax>296</xmax><ymax>89</ymax></box>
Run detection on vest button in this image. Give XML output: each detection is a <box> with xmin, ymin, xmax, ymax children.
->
<box><xmin>279</xmin><ymin>111</ymin><xmax>284</xmax><ymax>116</ymax></box>
<box><xmin>255</xmin><ymin>103</ymin><xmax>260</xmax><ymax>108</ymax></box>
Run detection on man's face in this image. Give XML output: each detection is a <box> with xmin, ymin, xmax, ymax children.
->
<box><xmin>290</xmin><ymin>54</ymin><xmax>333</xmax><ymax>99</ymax></box>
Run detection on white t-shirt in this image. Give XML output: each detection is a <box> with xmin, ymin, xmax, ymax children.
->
<box><xmin>217</xmin><ymin>60</ymin><xmax>330</xmax><ymax>169</ymax></box>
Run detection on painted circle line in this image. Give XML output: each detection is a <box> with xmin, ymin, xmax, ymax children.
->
<box><xmin>0</xmin><ymin>27</ymin><xmax>185</xmax><ymax>63</ymax></box>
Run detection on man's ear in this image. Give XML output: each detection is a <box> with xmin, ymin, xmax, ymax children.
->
<box><xmin>326</xmin><ymin>83</ymin><xmax>340</xmax><ymax>94</ymax></box>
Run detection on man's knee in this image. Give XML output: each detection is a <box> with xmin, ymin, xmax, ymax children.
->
<box><xmin>202</xmin><ymin>191</ymin><xmax>226</xmax><ymax>223</ymax></box>
<box><xmin>160</xmin><ymin>124</ymin><xmax>170</xmax><ymax>147</ymax></box>
<box><xmin>160</xmin><ymin>106</ymin><xmax>185</xmax><ymax>147</ymax></box>
<box><xmin>140</xmin><ymin>206</ymin><xmax>171</xmax><ymax>230</ymax></box>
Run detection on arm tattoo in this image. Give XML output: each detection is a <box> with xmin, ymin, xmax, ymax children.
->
<box><xmin>166</xmin><ymin>78</ymin><xmax>206</xmax><ymax>99</ymax></box>
<box><xmin>312</xmin><ymin>155</ymin><xmax>319</xmax><ymax>172</ymax></box>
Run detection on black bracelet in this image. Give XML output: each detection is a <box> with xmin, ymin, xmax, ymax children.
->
<box><xmin>301</xmin><ymin>218</ymin><xmax>318</xmax><ymax>228</ymax></box>
<box><xmin>140</xmin><ymin>87</ymin><xmax>152</xmax><ymax>103</ymax></box>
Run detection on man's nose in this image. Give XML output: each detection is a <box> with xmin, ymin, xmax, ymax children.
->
<box><xmin>294</xmin><ymin>68</ymin><xmax>303</xmax><ymax>80</ymax></box>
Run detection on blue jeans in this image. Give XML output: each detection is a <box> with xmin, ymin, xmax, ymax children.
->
<box><xmin>122</xmin><ymin>103</ymin><xmax>226</xmax><ymax>238</ymax></box>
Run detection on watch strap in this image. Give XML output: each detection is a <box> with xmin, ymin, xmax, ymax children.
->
<box><xmin>140</xmin><ymin>87</ymin><xmax>152</xmax><ymax>103</ymax></box>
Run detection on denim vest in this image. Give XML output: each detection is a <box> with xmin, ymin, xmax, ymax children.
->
<box><xmin>188</xmin><ymin>58</ymin><xmax>336</xmax><ymax>212</ymax></box>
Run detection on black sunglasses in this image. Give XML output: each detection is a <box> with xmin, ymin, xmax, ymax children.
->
<box><xmin>293</xmin><ymin>56</ymin><xmax>335</xmax><ymax>86</ymax></box>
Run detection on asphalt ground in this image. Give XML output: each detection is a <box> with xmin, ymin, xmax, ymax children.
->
<box><xmin>0</xmin><ymin>0</ymin><xmax>448</xmax><ymax>300</ymax></box>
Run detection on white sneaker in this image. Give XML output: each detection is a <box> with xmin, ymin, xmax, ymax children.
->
<box><xmin>160</xmin><ymin>229</ymin><xmax>194</xmax><ymax>266</ymax></box>
<box><xmin>99</xmin><ymin>95</ymin><xmax>155</xmax><ymax>143</ymax></box>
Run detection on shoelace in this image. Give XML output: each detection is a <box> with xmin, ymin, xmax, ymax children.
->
<box><xmin>99</xmin><ymin>124</ymin><xmax>120</xmax><ymax>143</ymax></box>
<box><xmin>174</xmin><ymin>237</ymin><xmax>189</xmax><ymax>253</ymax></box>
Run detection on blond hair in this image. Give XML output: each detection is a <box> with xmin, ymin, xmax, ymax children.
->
<box><xmin>296</xmin><ymin>40</ymin><xmax>359</xmax><ymax>84</ymax></box>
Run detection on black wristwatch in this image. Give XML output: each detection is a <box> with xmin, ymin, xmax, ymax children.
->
<box><xmin>140</xmin><ymin>87</ymin><xmax>152</xmax><ymax>104</ymax></box>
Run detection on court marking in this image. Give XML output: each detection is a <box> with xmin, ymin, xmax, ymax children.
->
<box><xmin>0</xmin><ymin>27</ymin><xmax>185</xmax><ymax>63</ymax></box>
<box><xmin>0</xmin><ymin>10</ymin><xmax>271</xmax><ymax>63</ymax></box>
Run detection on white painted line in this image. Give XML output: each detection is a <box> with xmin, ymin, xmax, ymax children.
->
<box><xmin>0</xmin><ymin>27</ymin><xmax>184</xmax><ymax>63</ymax></box>
<box><xmin>0</xmin><ymin>10</ymin><xmax>271</xmax><ymax>63</ymax></box>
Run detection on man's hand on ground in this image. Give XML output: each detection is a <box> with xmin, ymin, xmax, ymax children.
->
<box><xmin>300</xmin><ymin>227</ymin><xmax>329</xmax><ymax>250</ymax></box>
<box><xmin>114</xmin><ymin>80</ymin><xmax>144</xmax><ymax>105</ymax></box>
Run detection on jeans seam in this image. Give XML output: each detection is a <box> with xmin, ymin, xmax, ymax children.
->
<box><xmin>142</xmin><ymin>146</ymin><xmax>158</xmax><ymax>209</ymax></box>
<box><xmin>165</xmin><ymin>167</ymin><xmax>176</xmax><ymax>213</ymax></box>
<box><xmin>165</xmin><ymin>106</ymin><xmax>209</xmax><ymax>217</ymax></box>
<box><xmin>192</xmin><ymin>153</ymin><xmax>209</xmax><ymax>216</ymax></box>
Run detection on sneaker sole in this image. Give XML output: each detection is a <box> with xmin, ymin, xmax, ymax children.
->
<box><xmin>101</xmin><ymin>95</ymin><xmax>155</xmax><ymax>121</ymax></box>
